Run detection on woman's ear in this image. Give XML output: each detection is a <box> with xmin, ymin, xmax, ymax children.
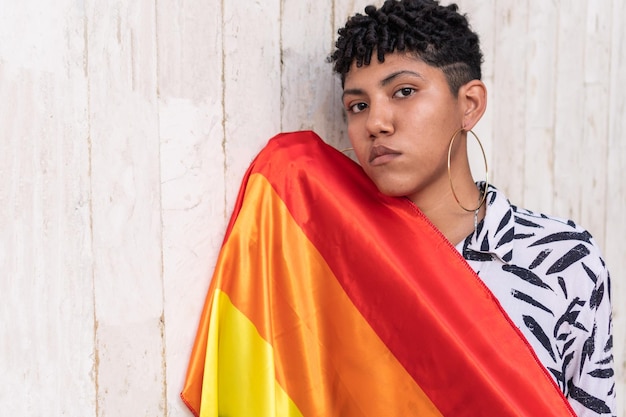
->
<box><xmin>459</xmin><ymin>80</ymin><xmax>487</xmax><ymax>130</ymax></box>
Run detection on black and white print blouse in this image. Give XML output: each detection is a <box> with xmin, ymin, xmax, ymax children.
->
<box><xmin>456</xmin><ymin>184</ymin><xmax>615</xmax><ymax>417</ymax></box>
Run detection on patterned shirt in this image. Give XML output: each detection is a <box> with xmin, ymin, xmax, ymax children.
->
<box><xmin>455</xmin><ymin>184</ymin><xmax>615</xmax><ymax>417</ymax></box>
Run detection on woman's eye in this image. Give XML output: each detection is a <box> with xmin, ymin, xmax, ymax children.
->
<box><xmin>394</xmin><ymin>87</ymin><xmax>415</xmax><ymax>98</ymax></box>
<box><xmin>349</xmin><ymin>102</ymin><xmax>368</xmax><ymax>114</ymax></box>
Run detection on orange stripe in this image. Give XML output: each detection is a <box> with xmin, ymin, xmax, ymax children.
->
<box><xmin>215</xmin><ymin>173</ymin><xmax>443</xmax><ymax>417</ymax></box>
<box><xmin>181</xmin><ymin>277</ymin><xmax>218</xmax><ymax>417</ymax></box>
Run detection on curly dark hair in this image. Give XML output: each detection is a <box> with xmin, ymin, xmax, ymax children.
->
<box><xmin>329</xmin><ymin>0</ymin><xmax>483</xmax><ymax>94</ymax></box>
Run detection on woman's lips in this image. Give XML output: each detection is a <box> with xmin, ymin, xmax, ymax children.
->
<box><xmin>369</xmin><ymin>145</ymin><xmax>401</xmax><ymax>165</ymax></box>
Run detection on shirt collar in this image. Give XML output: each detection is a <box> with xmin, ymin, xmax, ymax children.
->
<box><xmin>460</xmin><ymin>183</ymin><xmax>516</xmax><ymax>264</ymax></box>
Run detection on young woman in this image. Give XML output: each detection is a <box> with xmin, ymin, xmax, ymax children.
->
<box><xmin>330</xmin><ymin>1</ymin><xmax>615</xmax><ymax>415</ymax></box>
<box><xmin>182</xmin><ymin>1</ymin><xmax>615</xmax><ymax>416</ymax></box>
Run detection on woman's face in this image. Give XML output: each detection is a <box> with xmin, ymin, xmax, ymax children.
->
<box><xmin>342</xmin><ymin>52</ymin><xmax>465</xmax><ymax>206</ymax></box>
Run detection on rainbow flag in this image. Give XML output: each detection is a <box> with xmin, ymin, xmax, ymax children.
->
<box><xmin>181</xmin><ymin>131</ymin><xmax>575</xmax><ymax>416</ymax></box>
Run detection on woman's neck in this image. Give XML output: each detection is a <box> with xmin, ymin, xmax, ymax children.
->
<box><xmin>413</xmin><ymin>178</ymin><xmax>485</xmax><ymax>246</ymax></box>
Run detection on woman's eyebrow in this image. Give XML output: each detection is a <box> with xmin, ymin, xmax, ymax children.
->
<box><xmin>342</xmin><ymin>88</ymin><xmax>365</xmax><ymax>99</ymax></box>
<box><xmin>381</xmin><ymin>70</ymin><xmax>424</xmax><ymax>86</ymax></box>
<box><xmin>342</xmin><ymin>70</ymin><xmax>425</xmax><ymax>99</ymax></box>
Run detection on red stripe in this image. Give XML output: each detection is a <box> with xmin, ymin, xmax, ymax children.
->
<box><xmin>247</xmin><ymin>131</ymin><xmax>575</xmax><ymax>417</ymax></box>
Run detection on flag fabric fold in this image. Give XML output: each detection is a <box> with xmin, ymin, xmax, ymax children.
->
<box><xmin>181</xmin><ymin>130</ymin><xmax>575</xmax><ymax>417</ymax></box>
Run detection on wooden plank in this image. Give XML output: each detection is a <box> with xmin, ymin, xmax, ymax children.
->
<box><xmin>222</xmin><ymin>0</ymin><xmax>282</xmax><ymax>212</ymax></box>
<box><xmin>606</xmin><ymin>1</ymin><xmax>626</xmax><ymax>414</ymax></box>
<box><xmin>552</xmin><ymin>1</ymin><xmax>587</xmax><ymax>222</ymax></box>
<box><xmin>155</xmin><ymin>0</ymin><xmax>227</xmax><ymax>415</ymax></box>
<box><xmin>85</xmin><ymin>1</ymin><xmax>166</xmax><ymax>415</ymax></box>
<box><xmin>578</xmin><ymin>0</ymin><xmax>611</xmax><ymax>245</ymax></box>
<box><xmin>522</xmin><ymin>0</ymin><xmax>558</xmax><ymax>213</ymax></box>
<box><xmin>281</xmin><ymin>1</ymin><xmax>342</xmax><ymax>147</ymax></box>
<box><xmin>0</xmin><ymin>1</ymin><xmax>95</xmax><ymax>415</ymax></box>
<box><xmin>491</xmin><ymin>0</ymin><xmax>528</xmax><ymax>202</ymax></box>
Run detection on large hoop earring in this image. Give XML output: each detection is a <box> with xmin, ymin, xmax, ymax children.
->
<box><xmin>447</xmin><ymin>128</ymin><xmax>489</xmax><ymax>212</ymax></box>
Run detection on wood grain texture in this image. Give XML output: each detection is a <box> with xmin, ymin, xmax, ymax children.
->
<box><xmin>491</xmin><ymin>0</ymin><xmax>528</xmax><ymax>200</ymax></box>
<box><xmin>580</xmin><ymin>0</ymin><xmax>611</xmax><ymax>247</ymax></box>
<box><xmin>0</xmin><ymin>1</ymin><xmax>95</xmax><ymax>415</ymax></box>
<box><xmin>281</xmin><ymin>1</ymin><xmax>336</xmax><ymax>141</ymax></box>
<box><xmin>523</xmin><ymin>0</ymin><xmax>557</xmax><ymax>213</ymax></box>
<box><xmin>0</xmin><ymin>1</ymin><xmax>623</xmax><ymax>416</ymax></box>
<box><xmin>85</xmin><ymin>1</ymin><xmax>166</xmax><ymax>415</ymax></box>
<box><xmin>155</xmin><ymin>0</ymin><xmax>227</xmax><ymax>415</ymax></box>
<box><xmin>553</xmin><ymin>2</ymin><xmax>587</xmax><ymax>223</ymax></box>
<box><xmin>607</xmin><ymin>1</ymin><xmax>626</xmax><ymax>413</ymax></box>
<box><xmin>222</xmin><ymin>0</ymin><xmax>282</xmax><ymax>213</ymax></box>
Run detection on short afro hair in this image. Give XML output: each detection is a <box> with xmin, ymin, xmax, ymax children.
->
<box><xmin>329</xmin><ymin>0</ymin><xmax>483</xmax><ymax>94</ymax></box>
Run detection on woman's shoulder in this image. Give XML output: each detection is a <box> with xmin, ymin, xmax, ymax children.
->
<box><xmin>508</xmin><ymin>203</ymin><xmax>608</xmax><ymax>280</ymax></box>
<box><xmin>482</xmin><ymin>184</ymin><xmax>608</xmax><ymax>280</ymax></box>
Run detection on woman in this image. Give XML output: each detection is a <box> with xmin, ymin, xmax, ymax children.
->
<box><xmin>182</xmin><ymin>1</ymin><xmax>615</xmax><ymax>416</ymax></box>
<box><xmin>329</xmin><ymin>0</ymin><xmax>615</xmax><ymax>415</ymax></box>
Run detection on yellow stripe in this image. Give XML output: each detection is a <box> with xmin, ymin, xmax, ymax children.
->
<box><xmin>199</xmin><ymin>289</ymin><xmax>304</xmax><ymax>417</ymax></box>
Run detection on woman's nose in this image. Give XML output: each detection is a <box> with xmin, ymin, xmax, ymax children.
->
<box><xmin>365</xmin><ymin>102</ymin><xmax>394</xmax><ymax>137</ymax></box>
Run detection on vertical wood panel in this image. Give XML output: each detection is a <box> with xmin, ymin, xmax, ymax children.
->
<box><xmin>223</xmin><ymin>0</ymin><xmax>282</xmax><ymax>212</ymax></box>
<box><xmin>607</xmin><ymin>1</ymin><xmax>626</xmax><ymax>414</ymax></box>
<box><xmin>0</xmin><ymin>1</ymin><xmax>95</xmax><ymax>415</ymax></box>
<box><xmin>553</xmin><ymin>1</ymin><xmax>587</xmax><ymax>222</ymax></box>
<box><xmin>579</xmin><ymin>0</ymin><xmax>611</xmax><ymax>244</ymax></box>
<box><xmin>86</xmin><ymin>1</ymin><xmax>166</xmax><ymax>415</ymax></box>
<box><xmin>281</xmin><ymin>1</ymin><xmax>347</xmax><ymax>149</ymax></box>
<box><xmin>491</xmin><ymin>0</ymin><xmax>528</xmax><ymax>201</ymax></box>
<box><xmin>523</xmin><ymin>1</ymin><xmax>557</xmax><ymax>213</ymax></box>
<box><xmin>156</xmin><ymin>0</ymin><xmax>227</xmax><ymax>415</ymax></box>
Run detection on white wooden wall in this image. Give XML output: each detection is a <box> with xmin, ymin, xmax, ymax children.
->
<box><xmin>0</xmin><ymin>1</ymin><xmax>623</xmax><ymax>416</ymax></box>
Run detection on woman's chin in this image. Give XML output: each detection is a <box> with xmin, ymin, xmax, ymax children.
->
<box><xmin>373</xmin><ymin>182</ymin><xmax>412</xmax><ymax>199</ymax></box>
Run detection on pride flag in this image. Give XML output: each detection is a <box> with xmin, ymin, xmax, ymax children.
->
<box><xmin>181</xmin><ymin>131</ymin><xmax>575</xmax><ymax>416</ymax></box>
